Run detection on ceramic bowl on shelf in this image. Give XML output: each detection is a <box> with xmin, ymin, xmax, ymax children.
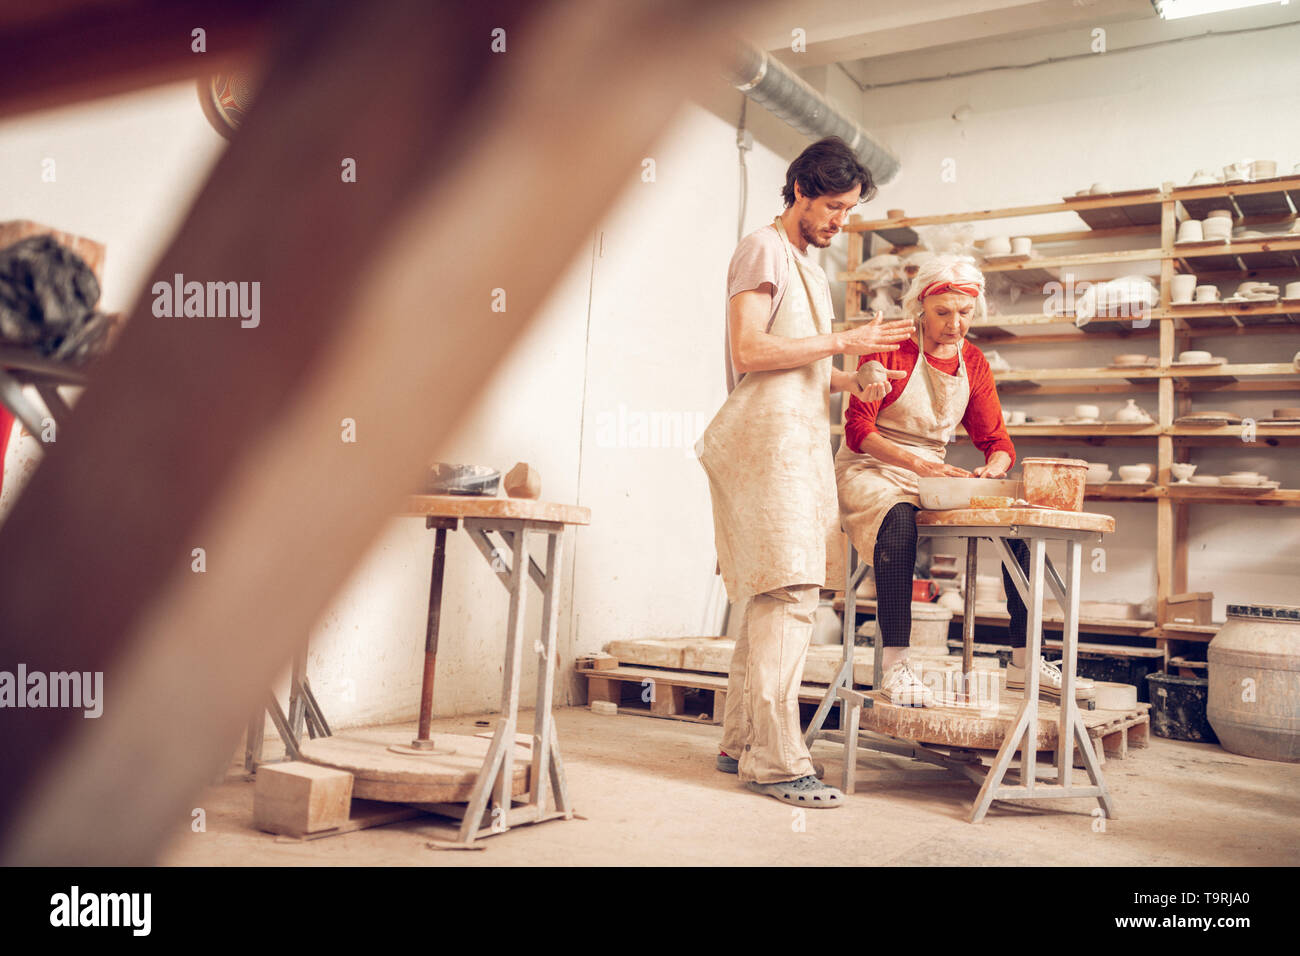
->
<box><xmin>1085</xmin><ymin>462</ymin><xmax>1113</xmax><ymax>484</ymax></box>
<box><xmin>1189</xmin><ymin>475</ymin><xmax>1220</xmax><ymax>485</ymax></box>
<box><xmin>1206</xmin><ymin>208</ymin><xmax>1234</xmax><ymax>221</ymax></box>
<box><xmin>1073</xmin><ymin>404</ymin><xmax>1101</xmax><ymax>419</ymax></box>
<box><xmin>1113</xmin><ymin>353</ymin><xmax>1154</xmax><ymax>366</ymax></box>
<box><xmin>1178</xmin><ymin>349</ymin><xmax>1214</xmax><ymax>364</ymax></box>
<box><xmin>1170</xmin><ymin>463</ymin><xmax>1197</xmax><ymax>483</ymax></box>
<box><xmin>984</xmin><ymin>235</ymin><xmax>1012</xmax><ymax>256</ymax></box>
<box><xmin>1114</xmin><ymin>398</ymin><xmax>1153</xmax><ymax>423</ymax></box>
<box><xmin>1195</xmin><ymin>285</ymin><xmax>1220</xmax><ymax>303</ymax></box>
<box><xmin>1176</xmin><ymin>220</ymin><xmax>1204</xmax><ymax>242</ymax></box>
<box><xmin>1117</xmin><ymin>464</ymin><xmax>1153</xmax><ymax>482</ymax></box>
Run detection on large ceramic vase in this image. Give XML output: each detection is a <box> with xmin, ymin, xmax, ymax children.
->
<box><xmin>1206</xmin><ymin>604</ymin><xmax>1300</xmax><ymax>763</ymax></box>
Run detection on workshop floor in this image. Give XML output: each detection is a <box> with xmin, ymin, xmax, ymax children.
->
<box><xmin>160</xmin><ymin>707</ymin><xmax>1300</xmax><ymax>866</ymax></box>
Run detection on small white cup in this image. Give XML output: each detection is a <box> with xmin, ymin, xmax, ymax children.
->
<box><xmin>1008</xmin><ymin>410</ymin><xmax>1027</xmax><ymax>425</ymax></box>
<box><xmin>1074</xmin><ymin>404</ymin><xmax>1100</xmax><ymax>419</ymax></box>
<box><xmin>1283</xmin><ymin>281</ymin><xmax>1300</xmax><ymax>299</ymax></box>
<box><xmin>1194</xmin><ymin>285</ymin><xmax>1219</xmax><ymax>303</ymax></box>
<box><xmin>1118</xmin><ymin>464</ymin><xmax>1153</xmax><ymax>482</ymax></box>
<box><xmin>1171</xmin><ymin>274</ymin><xmax>1198</xmax><ymax>303</ymax></box>
<box><xmin>1010</xmin><ymin>236</ymin><xmax>1032</xmax><ymax>256</ymax></box>
<box><xmin>1177</xmin><ymin>220</ymin><xmax>1204</xmax><ymax>242</ymax></box>
<box><xmin>984</xmin><ymin>235</ymin><xmax>1012</xmax><ymax>256</ymax></box>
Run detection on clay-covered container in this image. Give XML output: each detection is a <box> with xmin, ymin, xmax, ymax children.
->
<box><xmin>1207</xmin><ymin>604</ymin><xmax>1300</xmax><ymax>762</ymax></box>
<box><xmin>1021</xmin><ymin>457</ymin><xmax>1088</xmax><ymax>511</ymax></box>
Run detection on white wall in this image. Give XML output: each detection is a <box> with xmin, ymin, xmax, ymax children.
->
<box><xmin>852</xmin><ymin>19</ymin><xmax>1300</xmax><ymax>619</ymax></box>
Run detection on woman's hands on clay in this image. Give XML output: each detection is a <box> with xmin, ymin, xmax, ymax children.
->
<box><xmin>909</xmin><ymin>456</ymin><xmax>973</xmax><ymax>478</ymax></box>
<box><xmin>972</xmin><ymin>452</ymin><xmax>1012</xmax><ymax>478</ymax></box>
<box><xmin>838</xmin><ymin>311</ymin><xmax>915</xmax><ymax>356</ymax></box>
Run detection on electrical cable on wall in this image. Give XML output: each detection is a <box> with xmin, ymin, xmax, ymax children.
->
<box><xmin>736</xmin><ymin>96</ymin><xmax>751</xmax><ymax>244</ymax></box>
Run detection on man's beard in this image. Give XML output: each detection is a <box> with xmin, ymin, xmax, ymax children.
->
<box><xmin>800</xmin><ymin>215</ymin><xmax>833</xmax><ymax>249</ymax></box>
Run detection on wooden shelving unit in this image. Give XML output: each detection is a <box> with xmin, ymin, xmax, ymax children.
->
<box><xmin>837</xmin><ymin>176</ymin><xmax>1300</xmax><ymax>659</ymax></box>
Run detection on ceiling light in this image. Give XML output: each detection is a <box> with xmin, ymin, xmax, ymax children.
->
<box><xmin>1153</xmin><ymin>0</ymin><xmax>1288</xmax><ymax>20</ymax></box>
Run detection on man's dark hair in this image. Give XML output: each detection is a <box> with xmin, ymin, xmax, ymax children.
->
<box><xmin>781</xmin><ymin>136</ymin><xmax>876</xmax><ymax>208</ymax></box>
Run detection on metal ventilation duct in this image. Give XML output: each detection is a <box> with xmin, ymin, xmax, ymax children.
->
<box><xmin>725</xmin><ymin>41</ymin><xmax>900</xmax><ymax>185</ymax></box>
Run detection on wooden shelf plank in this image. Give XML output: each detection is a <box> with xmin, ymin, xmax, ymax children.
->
<box><xmin>993</xmin><ymin>362</ymin><xmax>1296</xmax><ymax>383</ymax></box>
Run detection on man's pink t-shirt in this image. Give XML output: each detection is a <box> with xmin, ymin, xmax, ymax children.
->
<box><xmin>723</xmin><ymin>222</ymin><xmax>826</xmax><ymax>393</ymax></box>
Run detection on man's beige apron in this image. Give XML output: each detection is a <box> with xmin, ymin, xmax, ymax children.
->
<box><xmin>835</xmin><ymin>325</ymin><xmax>971</xmax><ymax>559</ymax></box>
<box><xmin>697</xmin><ymin>216</ymin><xmax>838</xmax><ymax>604</ymax></box>
<box><xmin>698</xmin><ymin>215</ymin><xmax>837</xmax><ymax>784</ymax></box>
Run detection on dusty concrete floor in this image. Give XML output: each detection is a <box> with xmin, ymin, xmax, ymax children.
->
<box><xmin>160</xmin><ymin>706</ymin><xmax>1300</xmax><ymax>866</ymax></box>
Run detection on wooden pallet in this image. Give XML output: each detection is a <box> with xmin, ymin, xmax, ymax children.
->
<box><xmin>1092</xmin><ymin>706</ymin><xmax>1151</xmax><ymax>760</ymax></box>
<box><xmin>583</xmin><ymin>664</ymin><xmax>1146</xmax><ymax>763</ymax></box>
<box><xmin>585</xmin><ymin>664</ymin><xmax>833</xmax><ymax>725</ymax></box>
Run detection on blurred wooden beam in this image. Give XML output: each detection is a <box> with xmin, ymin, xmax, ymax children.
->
<box><xmin>0</xmin><ymin>0</ymin><xmax>277</xmax><ymax>120</ymax></box>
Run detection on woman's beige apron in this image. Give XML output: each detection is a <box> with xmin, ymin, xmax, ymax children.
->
<box><xmin>835</xmin><ymin>324</ymin><xmax>971</xmax><ymax>559</ymax></box>
<box><xmin>697</xmin><ymin>216</ymin><xmax>838</xmax><ymax>603</ymax></box>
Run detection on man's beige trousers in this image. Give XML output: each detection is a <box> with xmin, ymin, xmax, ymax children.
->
<box><xmin>720</xmin><ymin>584</ymin><xmax>818</xmax><ymax>784</ymax></box>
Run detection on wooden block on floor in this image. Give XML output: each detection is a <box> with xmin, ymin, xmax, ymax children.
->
<box><xmin>253</xmin><ymin>761</ymin><xmax>354</xmax><ymax>837</ymax></box>
<box><xmin>575</xmin><ymin>653</ymin><xmax>618</xmax><ymax>671</ymax></box>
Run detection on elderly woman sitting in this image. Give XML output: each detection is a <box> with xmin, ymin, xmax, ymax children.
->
<box><xmin>836</xmin><ymin>255</ymin><xmax>1080</xmax><ymax>706</ymax></box>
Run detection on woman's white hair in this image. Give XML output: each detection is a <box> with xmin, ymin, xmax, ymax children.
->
<box><xmin>899</xmin><ymin>254</ymin><xmax>988</xmax><ymax>325</ymax></box>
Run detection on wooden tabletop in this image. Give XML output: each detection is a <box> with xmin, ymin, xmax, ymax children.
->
<box><xmin>401</xmin><ymin>494</ymin><xmax>591</xmax><ymax>525</ymax></box>
<box><xmin>916</xmin><ymin>507</ymin><xmax>1114</xmax><ymax>533</ymax></box>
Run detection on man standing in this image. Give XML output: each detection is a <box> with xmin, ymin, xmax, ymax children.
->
<box><xmin>697</xmin><ymin>137</ymin><xmax>913</xmax><ymax>807</ymax></box>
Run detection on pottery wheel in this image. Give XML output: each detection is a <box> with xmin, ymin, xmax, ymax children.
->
<box><xmin>299</xmin><ymin>729</ymin><xmax>531</xmax><ymax>804</ymax></box>
<box><xmin>860</xmin><ymin>692</ymin><xmax>1064</xmax><ymax>750</ymax></box>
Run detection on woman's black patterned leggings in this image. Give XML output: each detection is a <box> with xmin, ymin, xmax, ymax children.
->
<box><xmin>872</xmin><ymin>502</ymin><xmax>1029</xmax><ymax>649</ymax></box>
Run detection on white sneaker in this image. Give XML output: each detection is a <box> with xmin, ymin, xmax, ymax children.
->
<box><xmin>880</xmin><ymin>661</ymin><xmax>936</xmax><ymax>707</ymax></box>
<box><xmin>1006</xmin><ymin>656</ymin><xmax>1095</xmax><ymax>697</ymax></box>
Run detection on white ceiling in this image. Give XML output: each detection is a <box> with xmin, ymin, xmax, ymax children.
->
<box><xmin>752</xmin><ymin>0</ymin><xmax>1300</xmax><ymax>83</ymax></box>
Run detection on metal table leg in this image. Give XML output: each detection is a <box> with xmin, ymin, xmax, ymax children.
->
<box><xmin>411</xmin><ymin>516</ymin><xmax>457</xmax><ymax>753</ymax></box>
<box><xmin>961</xmin><ymin>535</ymin><xmax>978</xmax><ymax>698</ymax></box>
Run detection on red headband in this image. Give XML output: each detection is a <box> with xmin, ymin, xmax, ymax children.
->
<box><xmin>919</xmin><ymin>280</ymin><xmax>981</xmax><ymax>300</ymax></box>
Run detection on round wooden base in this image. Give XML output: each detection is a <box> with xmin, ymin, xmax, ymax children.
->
<box><xmin>860</xmin><ymin>691</ymin><xmax>1059</xmax><ymax>750</ymax></box>
<box><xmin>299</xmin><ymin>729</ymin><xmax>531</xmax><ymax>804</ymax></box>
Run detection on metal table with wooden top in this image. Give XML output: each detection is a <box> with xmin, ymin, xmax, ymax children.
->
<box><xmin>808</xmin><ymin>506</ymin><xmax>1118</xmax><ymax>823</ymax></box>
<box><xmin>399</xmin><ymin>493</ymin><xmax>590</xmax><ymax>843</ymax></box>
